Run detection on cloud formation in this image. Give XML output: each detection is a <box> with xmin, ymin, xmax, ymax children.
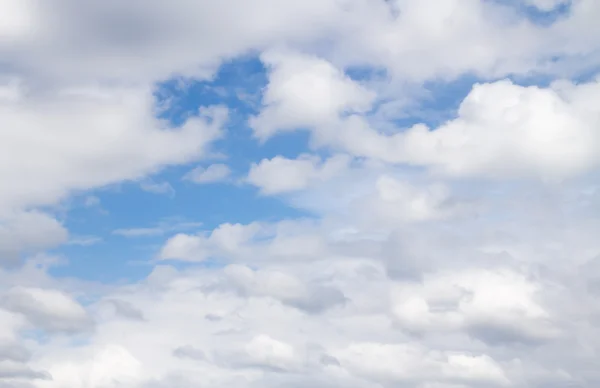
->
<box><xmin>1</xmin><ymin>1</ymin><xmax>600</xmax><ymax>387</ymax></box>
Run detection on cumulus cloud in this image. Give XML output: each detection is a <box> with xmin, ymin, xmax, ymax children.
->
<box><xmin>0</xmin><ymin>212</ymin><xmax>68</xmax><ymax>266</ymax></box>
<box><xmin>356</xmin><ymin>175</ymin><xmax>460</xmax><ymax>225</ymax></box>
<box><xmin>334</xmin><ymin>342</ymin><xmax>509</xmax><ymax>386</ymax></box>
<box><xmin>234</xmin><ymin>334</ymin><xmax>301</xmax><ymax>372</ymax></box>
<box><xmin>255</xmin><ymin>62</ymin><xmax>600</xmax><ymax>181</ymax></box>
<box><xmin>158</xmin><ymin>219</ymin><xmax>335</xmax><ymax>265</ymax></box>
<box><xmin>390</xmin><ymin>268</ymin><xmax>559</xmax><ymax>344</ymax></box>
<box><xmin>1</xmin><ymin>287</ymin><xmax>92</xmax><ymax>333</ymax></box>
<box><xmin>247</xmin><ymin>154</ymin><xmax>350</xmax><ymax>194</ymax></box>
<box><xmin>159</xmin><ymin>222</ymin><xmax>261</xmax><ymax>262</ymax></box>
<box><xmin>0</xmin><ymin>362</ymin><xmax>50</xmax><ymax>381</ymax></box>
<box><xmin>389</xmin><ymin>79</ymin><xmax>600</xmax><ymax>180</ymax></box>
<box><xmin>250</xmin><ymin>51</ymin><xmax>376</xmax><ymax>141</ymax></box>
<box><xmin>224</xmin><ymin>264</ymin><xmax>347</xmax><ymax>314</ymax></box>
<box><xmin>0</xmin><ymin>85</ymin><xmax>226</xmax><ymax>212</ymax></box>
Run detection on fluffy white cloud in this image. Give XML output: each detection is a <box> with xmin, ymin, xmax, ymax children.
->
<box><xmin>158</xmin><ymin>220</ymin><xmax>328</xmax><ymax>263</ymax></box>
<box><xmin>159</xmin><ymin>233</ymin><xmax>211</xmax><ymax>262</ymax></box>
<box><xmin>0</xmin><ymin>222</ymin><xmax>590</xmax><ymax>387</ymax></box>
<box><xmin>241</xmin><ymin>334</ymin><xmax>301</xmax><ymax>371</ymax></box>
<box><xmin>390</xmin><ymin>268</ymin><xmax>559</xmax><ymax>344</ymax></box>
<box><xmin>0</xmin><ymin>85</ymin><xmax>226</xmax><ymax>212</ymax></box>
<box><xmin>247</xmin><ymin>154</ymin><xmax>350</xmax><ymax>194</ymax></box>
<box><xmin>159</xmin><ymin>223</ymin><xmax>261</xmax><ymax>262</ymax></box>
<box><xmin>2</xmin><ymin>286</ymin><xmax>92</xmax><ymax>333</ymax></box>
<box><xmin>335</xmin><ymin>342</ymin><xmax>509</xmax><ymax>386</ymax></box>
<box><xmin>3</xmin><ymin>0</ymin><xmax>600</xmax><ymax>91</ymax></box>
<box><xmin>0</xmin><ymin>212</ymin><xmax>67</xmax><ymax>266</ymax></box>
<box><xmin>250</xmin><ymin>51</ymin><xmax>375</xmax><ymax>140</ymax></box>
<box><xmin>224</xmin><ymin>264</ymin><xmax>346</xmax><ymax>314</ymax></box>
<box><xmin>356</xmin><ymin>175</ymin><xmax>459</xmax><ymax>225</ymax></box>
<box><xmin>0</xmin><ymin>0</ymin><xmax>335</xmax><ymax>85</ymax></box>
<box><xmin>390</xmin><ymin>79</ymin><xmax>600</xmax><ymax>180</ymax></box>
<box><xmin>255</xmin><ymin>65</ymin><xmax>600</xmax><ymax>180</ymax></box>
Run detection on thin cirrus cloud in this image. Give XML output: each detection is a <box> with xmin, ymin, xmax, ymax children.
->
<box><xmin>183</xmin><ymin>163</ymin><xmax>232</xmax><ymax>184</ymax></box>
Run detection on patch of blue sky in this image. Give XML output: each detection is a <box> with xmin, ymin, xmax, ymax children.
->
<box><xmin>53</xmin><ymin>165</ymin><xmax>310</xmax><ymax>282</ymax></box>
<box><xmin>157</xmin><ymin>55</ymin><xmax>317</xmax><ymax>162</ymax></box>
<box><xmin>413</xmin><ymin>74</ymin><xmax>481</xmax><ymax>127</ymax></box>
<box><xmin>51</xmin><ymin>56</ymin><xmax>317</xmax><ymax>283</ymax></box>
<box><xmin>520</xmin><ymin>1</ymin><xmax>572</xmax><ymax>26</ymax></box>
<box><xmin>570</xmin><ymin>64</ymin><xmax>600</xmax><ymax>83</ymax></box>
<box><xmin>484</xmin><ymin>0</ymin><xmax>572</xmax><ymax>26</ymax></box>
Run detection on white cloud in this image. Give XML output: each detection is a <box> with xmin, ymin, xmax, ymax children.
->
<box><xmin>255</xmin><ymin>69</ymin><xmax>600</xmax><ymax>180</ymax></box>
<box><xmin>159</xmin><ymin>223</ymin><xmax>261</xmax><ymax>262</ymax></box>
<box><xmin>390</xmin><ymin>79</ymin><xmax>600</xmax><ymax>180</ymax></box>
<box><xmin>184</xmin><ymin>164</ymin><xmax>231</xmax><ymax>184</ymax></box>
<box><xmin>66</xmin><ymin>236</ymin><xmax>102</xmax><ymax>247</ymax></box>
<box><xmin>224</xmin><ymin>264</ymin><xmax>346</xmax><ymax>314</ymax></box>
<box><xmin>159</xmin><ymin>233</ymin><xmax>211</xmax><ymax>262</ymax></box>
<box><xmin>1</xmin><ymin>224</ymin><xmax>589</xmax><ymax>387</ymax></box>
<box><xmin>250</xmin><ymin>51</ymin><xmax>375</xmax><ymax>141</ymax></box>
<box><xmin>0</xmin><ymin>87</ymin><xmax>224</xmax><ymax>262</ymax></box>
<box><xmin>3</xmin><ymin>0</ymin><xmax>600</xmax><ymax>91</ymax></box>
<box><xmin>357</xmin><ymin>175</ymin><xmax>459</xmax><ymax>225</ymax></box>
<box><xmin>334</xmin><ymin>342</ymin><xmax>509</xmax><ymax>386</ymax></box>
<box><xmin>139</xmin><ymin>181</ymin><xmax>176</xmax><ymax>197</ymax></box>
<box><xmin>158</xmin><ymin>220</ymin><xmax>329</xmax><ymax>263</ymax></box>
<box><xmin>0</xmin><ymin>84</ymin><xmax>225</xmax><ymax>263</ymax></box>
<box><xmin>247</xmin><ymin>154</ymin><xmax>350</xmax><ymax>194</ymax></box>
<box><xmin>2</xmin><ymin>287</ymin><xmax>91</xmax><ymax>333</ymax></box>
<box><xmin>113</xmin><ymin>219</ymin><xmax>202</xmax><ymax>238</ymax></box>
<box><xmin>0</xmin><ymin>84</ymin><xmax>226</xmax><ymax>213</ymax></box>
<box><xmin>242</xmin><ymin>334</ymin><xmax>300</xmax><ymax>371</ymax></box>
<box><xmin>390</xmin><ymin>268</ymin><xmax>559</xmax><ymax>344</ymax></box>
<box><xmin>0</xmin><ymin>212</ymin><xmax>68</xmax><ymax>266</ymax></box>
<box><xmin>113</xmin><ymin>228</ymin><xmax>166</xmax><ymax>238</ymax></box>
<box><xmin>0</xmin><ymin>0</ymin><xmax>39</xmax><ymax>40</ymax></box>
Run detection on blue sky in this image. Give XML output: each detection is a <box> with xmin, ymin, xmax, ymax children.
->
<box><xmin>52</xmin><ymin>56</ymin><xmax>316</xmax><ymax>282</ymax></box>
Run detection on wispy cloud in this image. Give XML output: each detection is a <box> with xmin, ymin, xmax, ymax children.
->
<box><xmin>183</xmin><ymin>164</ymin><xmax>231</xmax><ymax>184</ymax></box>
<box><xmin>139</xmin><ymin>180</ymin><xmax>176</xmax><ymax>197</ymax></box>
<box><xmin>113</xmin><ymin>220</ymin><xmax>202</xmax><ymax>238</ymax></box>
<box><xmin>67</xmin><ymin>235</ymin><xmax>103</xmax><ymax>246</ymax></box>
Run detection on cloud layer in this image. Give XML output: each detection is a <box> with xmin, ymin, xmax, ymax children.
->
<box><xmin>1</xmin><ymin>1</ymin><xmax>600</xmax><ymax>387</ymax></box>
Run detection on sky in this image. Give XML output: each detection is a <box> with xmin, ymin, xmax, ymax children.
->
<box><xmin>2</xmin><ymin>0</ymin><xmax>600</xmax><ymax>387</ymax></box>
